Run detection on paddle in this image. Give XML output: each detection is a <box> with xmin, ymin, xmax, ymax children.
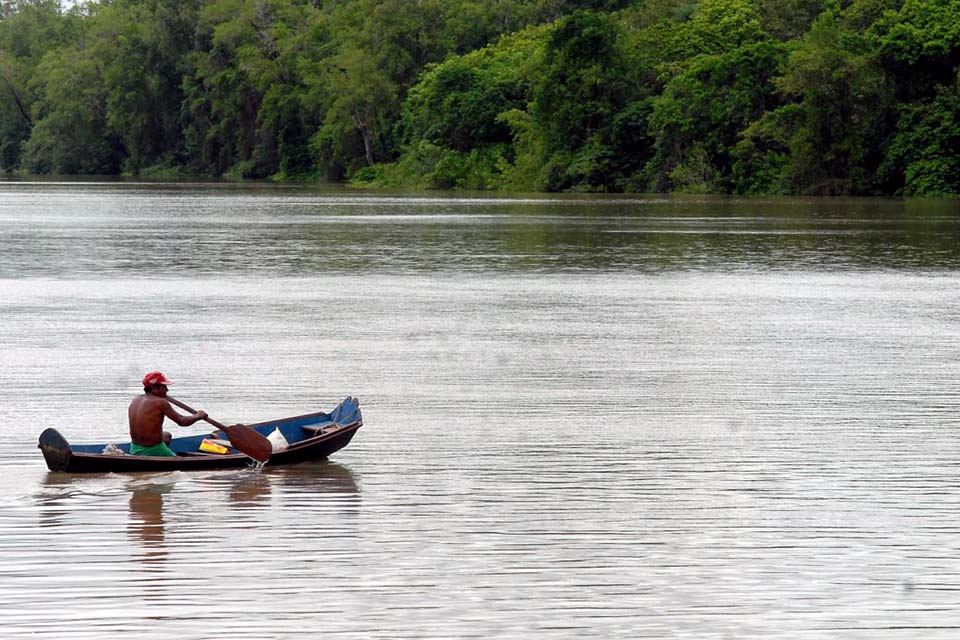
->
<box><xmin>166</xmin><ymin>395</ymin><xmax>272</xmax><ymax>463</ymax></box>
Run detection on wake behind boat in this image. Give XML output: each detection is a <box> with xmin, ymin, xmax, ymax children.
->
<box><xmin>38</xmin><ymin>396</ymin><xmax>362</xmax><ymax>473</ymax></box>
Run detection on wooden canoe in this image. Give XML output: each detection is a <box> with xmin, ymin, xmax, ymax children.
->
<box><xmin>38</xmin><ymin>396</ymin><xmax>362</xmax><ymax>473</ymax></box>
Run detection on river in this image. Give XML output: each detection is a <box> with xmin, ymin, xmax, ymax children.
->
<box><xmin>1</xmin><ymin>180</ymin><xmax>960</xmax><ymax>638</ymax></box>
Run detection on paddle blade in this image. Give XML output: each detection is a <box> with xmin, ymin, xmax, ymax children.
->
<box><xmin>224</xmin><ymin>424</ymin><xmax>272</xmax><ymax>463</ymax></box>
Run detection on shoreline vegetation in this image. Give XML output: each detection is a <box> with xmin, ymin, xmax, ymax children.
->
<box><xmin>1</xmin><ymin>0</ymin><xmax>959</xmax><ymax>197</ymax></box>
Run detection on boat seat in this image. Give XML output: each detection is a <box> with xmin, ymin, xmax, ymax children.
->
<box><xmin>302</xmin><ymin>421</ymin><xmax>338</xmax><ymax>436</ymax></box>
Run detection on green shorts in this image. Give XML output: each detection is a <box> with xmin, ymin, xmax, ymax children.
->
<box><xmin>129</xmin><ymin>442</ymin><xmax>177</xmax><ymax>457</ymax></box>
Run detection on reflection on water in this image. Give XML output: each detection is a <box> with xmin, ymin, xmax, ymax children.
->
<box><xmin>2</xmin><ymin>182</ymin><xmax>960</xmax><ymax>278</ymax></box>
<box><xmin>128</xmin><ymin>482</ymin><xmax>172</xmax><ymax>567</ymax></box>
<box><xmin>15</xmin><ymin>463</ymin><xmax>362</xmax><ymax>636</ymax></box>
<box><xmin>2</xmin><ymin>183</ymin><xmax>960</xmax><ymax>638</ymax></box>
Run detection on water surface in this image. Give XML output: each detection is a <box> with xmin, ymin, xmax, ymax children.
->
<box><xmin>2</xmin><ymin>181</ymin><xmax>960</xmax><ymax>638</ymax></box>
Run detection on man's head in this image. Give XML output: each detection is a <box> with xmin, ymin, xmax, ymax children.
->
<box><xmin>142</xmin><ymin>371</ymin><xmax>174</xmax><ymax>395</ymax></box>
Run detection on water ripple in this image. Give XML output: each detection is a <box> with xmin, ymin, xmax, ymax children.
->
<box><xmin>2</xmin><ymin>185</ymin><xmax>960</xmax><ymax>637</ymax></box>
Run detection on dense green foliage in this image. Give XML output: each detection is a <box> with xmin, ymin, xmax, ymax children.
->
<box><xmin>1</xmin><ymin>0</ymin><xmax>959</xmax><ymax>195</ymax></box>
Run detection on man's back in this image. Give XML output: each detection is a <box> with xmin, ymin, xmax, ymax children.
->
<box><xmin>128</xmin><ymin>394</ymin><xmax>166</xmax><ymax>446</ymax></box>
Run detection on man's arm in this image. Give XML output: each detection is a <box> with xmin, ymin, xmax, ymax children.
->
<box><xmin>162</xmin><ymin>401</ymin><xmax>208</xmax><ymax>427</ymax></box>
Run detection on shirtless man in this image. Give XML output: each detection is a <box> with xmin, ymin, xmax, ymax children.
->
<box><xmin>128</xmin><ymin>371</ymin><xmax>208</xmax><ymax>457</ymax></box>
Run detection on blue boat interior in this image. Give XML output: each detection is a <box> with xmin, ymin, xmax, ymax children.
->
<box><xmin>70</xmin><ymin>396</ymin><xmax>361</xmax><ymax>455</ymax></box>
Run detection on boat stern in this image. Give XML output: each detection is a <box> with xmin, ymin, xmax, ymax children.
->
<box><xmin>38</xmin><ymin>428</ymin><xmax>73</xmax><ymax>472</ymax></box>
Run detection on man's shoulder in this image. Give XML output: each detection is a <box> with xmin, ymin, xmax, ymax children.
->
<box><xmin>131</xmin><ymin>394</ymin><xmax>169</xmax><ymax>409</ymax></box>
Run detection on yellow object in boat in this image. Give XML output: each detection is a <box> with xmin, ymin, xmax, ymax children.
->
<box><xmin>199</xmin><ymin>439</ymin><xmax>230</xmax><ymax>454</ymax></box>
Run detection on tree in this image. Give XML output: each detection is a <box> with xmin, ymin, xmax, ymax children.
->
<box><xmin>93</xmin><ymin>0</ymin><xmax>203</xmax><ymax>174</ymax></box>
<box><xmin>757</xmin><ymin>0</ymin><xmax>829</xmax><ymax>41</ymax></box>
<box><xmin>646</xmin><ymin>39</ymin><xmax>788</xmax><ymax>192</ymax></box>
<box><xmin>772</xmin><ymin>13</ymin><xmax>890</xmax><ymax>193</ymax></box>
<box><xmin>22</xmin><ymin>46</ymin><xmax>123</xmax><ymax>173</ymax></box>
<box><xmin>399</xmin><ymin>26</ymin><xmax>541</xmax><ymax>153</ymax></box>
<box><xmin>182</xmin><ymin>0</ymin><xmax>320</xmax><ymax>178</ymax></box>
<box><xmin>0</xmin><ymin>0</ymin><xmax>78</xmax><ymax>170</ymax></box>
<box><xmin>880</xmin><ymin>73</ymin><xmax>960</xmax><ymax>195</ymax></box>
<box><xmin>530</xmin><ymin>10</ymin><xmax>630</xmax><ymax>190</ymax></box>
<box><xmin>311</xmin><ymin>42</ymin><xmax>397</xmax><ymax>173</ymax></box>
<box><xmin>870</xmin><ymin>0</ymin><xmax>960</xmax><ymax>100</ymax></box>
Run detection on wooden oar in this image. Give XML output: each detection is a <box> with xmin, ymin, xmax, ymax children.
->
<box><xmin>167</xmin><ymin>395</ymin><xmax>272</xmax><ymax>463</ymax></box>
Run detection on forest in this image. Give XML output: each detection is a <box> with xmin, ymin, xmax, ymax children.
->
<box><xmin>0</xmin><ymin>0</ymin><xmax>959</xmax><ymax>196</ymax></box>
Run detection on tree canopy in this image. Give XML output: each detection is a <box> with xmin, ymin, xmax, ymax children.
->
<box><xmin>1</xmin><ymin>0</ymin><xmax>959</xmax><ymax>195</ymax></box>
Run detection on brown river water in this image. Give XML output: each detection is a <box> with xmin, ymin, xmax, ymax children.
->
<box><xmin>1</xmin><ymin>181</ymin><xmax>960</xmax><ymax>638</ymax></box>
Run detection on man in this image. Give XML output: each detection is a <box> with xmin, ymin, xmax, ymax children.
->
<box><xmin>128</xmin><ymin>371</ymin><xmax>208</xmax><ymax>457</ymax></box>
